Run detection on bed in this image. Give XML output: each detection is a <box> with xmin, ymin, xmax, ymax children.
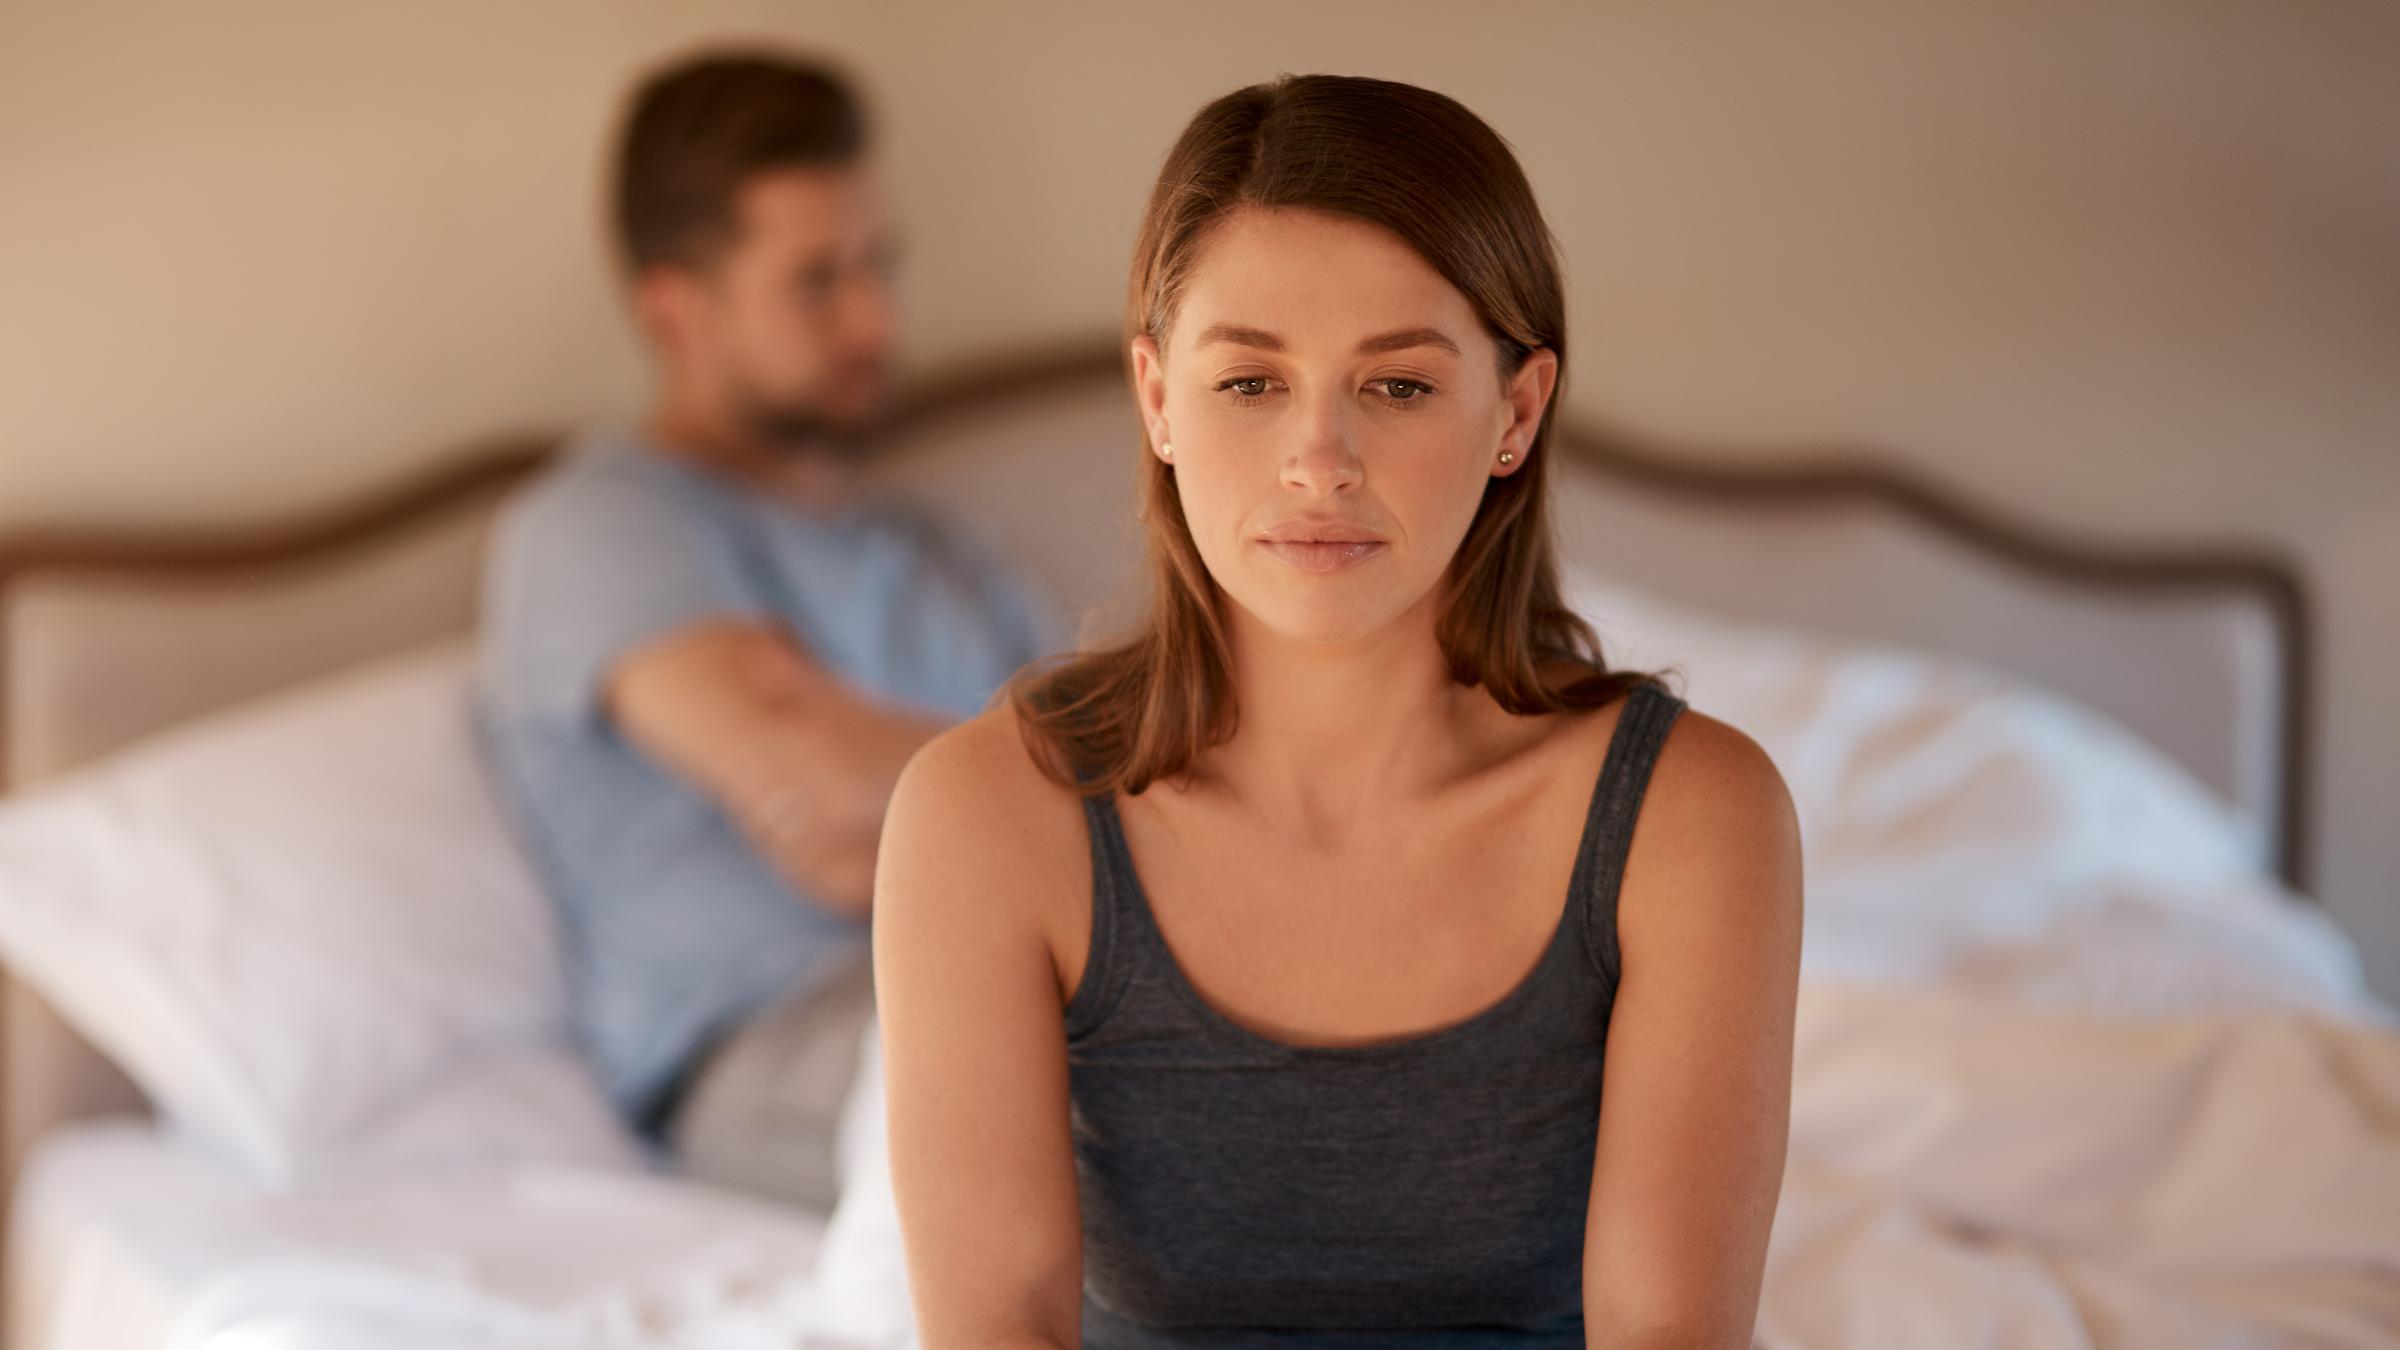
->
<box><xmin>0</xmin><ymin>343</ymin><xmax>2390</xmax><ymax>1349</ymax></box>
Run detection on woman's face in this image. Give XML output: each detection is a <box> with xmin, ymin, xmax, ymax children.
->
<box><xmin>1132</xmin><ymin>206</ymin><xmax>1556</xmax><ymax>649</ymax></box>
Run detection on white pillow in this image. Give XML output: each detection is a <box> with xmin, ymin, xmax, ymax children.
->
<box><xmin>0</xmin><ymin>639</ymin><xmax>638</xmax><ymax>1185</ymax></box>
<box><xmin>1566</xmin><ymin>567</ymin><xmax>2371</xmax><ymax>1014</ymax></box>
<box><xmin>1567</xmin><ymin>568</ymin><xmax>2263</xmax><ymax>884</ymax></box>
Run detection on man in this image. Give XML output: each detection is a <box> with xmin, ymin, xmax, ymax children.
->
<box><xmin>475</xmin><ymin>49</ymin><xmax>1057</xmax><ymax>1212</ymax></box>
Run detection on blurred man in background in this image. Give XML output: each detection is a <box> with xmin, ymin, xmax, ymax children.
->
<box><xmin>475</xmin><ymin>48</ymin><xmax>1058</xmax><ymax>1213</ymax></box>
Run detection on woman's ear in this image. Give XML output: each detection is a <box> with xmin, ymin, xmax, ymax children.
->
<box><xmin>1494</xmin><ymin>346</ymin><xmax>1559</xmax><ymax>476</ymax></box>
<box><xmin>1130</xmin><ymin>334</ymin><xmax>1172</xmax><ymax>460</ymax></box>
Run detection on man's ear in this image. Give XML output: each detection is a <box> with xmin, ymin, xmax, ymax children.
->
<box><xmin>631</xmin><ymin>265</ymin><xmax>698</xmax><ymax>360</ymax></box>
<box><xmin>1130</xmin><ymin>334</ymin><xmax>1171</xmax><ymax>459</ymax></box>
<box><xmin>1495</xmin><ymin>346</ymin><xmax>1559</xmax><ymax>476</ymax></box>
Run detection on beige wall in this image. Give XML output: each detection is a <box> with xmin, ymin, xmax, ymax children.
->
<box><xmin>3</xmin><ymin>1</ymin><xmax>2395</xmax><ymax>994</ymax></box>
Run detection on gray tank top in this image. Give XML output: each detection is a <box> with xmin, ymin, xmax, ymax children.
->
<box><xmin>1062</xmin><ymin>678</ymin><xmax>1687</xmax><ymax>1348</ymax></box>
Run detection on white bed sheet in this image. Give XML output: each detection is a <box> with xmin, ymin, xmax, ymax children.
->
<box><xmin>1763</xmin><ymin>979</ymin><xmax>2400</xmax><ymax>1347</ymax></box>
<box><xmin>6</xmin><ymin>1117</ymin><xmax>836</xmax><ymax>1350</ymax></box>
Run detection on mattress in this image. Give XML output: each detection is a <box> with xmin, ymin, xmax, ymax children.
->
<box><xmin>5</xmin><ymin>1116</ymin><xmax>835</xmax><ymax>1350</ymax></box>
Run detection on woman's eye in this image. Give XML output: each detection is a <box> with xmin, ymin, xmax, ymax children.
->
<box><xmin>1374</xmin><ymin>378</ymin><xmax>1433</xmax><ymax>403</ymax></box>
<box><xmin>1216</xmin><ymin>376</ymin><xmax>1273</xmax><ymax>402</ymax></box>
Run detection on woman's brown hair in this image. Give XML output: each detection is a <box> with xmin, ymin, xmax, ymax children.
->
<box><xmin>1011</xmin><ymin>73</ymin><xmax>1660</xmax><ymax>795</ymax></box>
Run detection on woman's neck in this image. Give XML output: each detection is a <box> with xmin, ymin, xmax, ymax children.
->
<box><xmin>1203</xmin><ymin>597</ymin><xmax>1494</xmax><ymax>840</ymax></box>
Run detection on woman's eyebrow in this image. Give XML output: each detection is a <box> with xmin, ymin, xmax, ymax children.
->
<box><xmin>1356</xmin><ymin>327</ymin><xmax>1461</xmax><ymax>357</ymax></box>
<box><xmin>1195</xmin><ymin>322</ymin><xmax>1284</xmax><ymax>350</ymax></box>
<box><xmin>1191</xmin><ymin>323</ymin><xmax>1461</xmax><ymax>357</ymax></box>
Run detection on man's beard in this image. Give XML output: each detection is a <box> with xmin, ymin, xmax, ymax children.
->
<box><xmin>734</xmin><ymin>369</ymin><xmax>885</xmax><ymax>460</ymax></box>
<box><xmin>740</xmin><ymin>402</ymin><xmax>867</xmax><ymax>458</ymax></box>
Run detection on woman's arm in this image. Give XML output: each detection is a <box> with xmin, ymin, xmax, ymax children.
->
<box><xmin>1581</xmin><ymin>712</ymin><xmax>1805</xmax><ymax>1349</ymax></box>
<box><xmin>873</xmin><ymin>707</ymin><xmax>1089</xmax><ymax>1350</ymax></box>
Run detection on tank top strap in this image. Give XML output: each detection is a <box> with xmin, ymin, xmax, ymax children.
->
<box><xmin>1574</xmin><ymin>677</ymin><xmax>1688</xmax><ymax>992</ymax></box>
<box><xmin>1064</xmin><ymin>780</ymin><xmax>1148</xmax><ymax>1039</ymax></box>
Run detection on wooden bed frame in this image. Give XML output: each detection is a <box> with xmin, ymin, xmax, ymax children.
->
<box><xmin>0</xmin><ymin>340</ymin><xmax>2312</xmax><ymax>1331</ymax></box>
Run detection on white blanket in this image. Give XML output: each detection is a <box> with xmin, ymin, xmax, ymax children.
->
<box><xmin>1763</xmin><ymin>982</ymin><xmax>2400</xmax><ymax>1347</ymax></box>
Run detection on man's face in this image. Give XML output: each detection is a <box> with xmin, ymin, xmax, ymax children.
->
<box><xmin>648</xmin><ymin>164</ymin><xmax>899</xmax><ymax>449</ymax></box>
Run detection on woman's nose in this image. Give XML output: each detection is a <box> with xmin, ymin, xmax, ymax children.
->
<box><xmin>1281</xmin><ymin>394</ymin><xmax>1364</xmax><ymax>495</ymax></box>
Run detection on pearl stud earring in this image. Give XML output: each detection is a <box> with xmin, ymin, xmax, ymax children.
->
<box><xmin>1497</xmin><ymin>450</ymin><xmax>1516</xmax><ymax>465</ymax></box>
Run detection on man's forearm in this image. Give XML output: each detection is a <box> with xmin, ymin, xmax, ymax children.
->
<box><xmin>603</xmin><ymin>620</ymin><xmax>953</xmax><ymax>917</ymax></box>
<box><xmin>739</xmin><ymin>804</ymin><xmax>878</xmax><ymax>916</ymax></box>
<box><xmin>726</xmin><ymin>691</ymin><xmax>949</xmax><ymax>915</ymax></box>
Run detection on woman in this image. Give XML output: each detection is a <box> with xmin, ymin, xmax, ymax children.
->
<box><xmin>874</xmin><ymin>73</ymin><xmax>1803</xmax><ymax>1348</ymax></box>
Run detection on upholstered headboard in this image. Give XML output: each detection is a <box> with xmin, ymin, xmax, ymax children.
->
<box><xmin>0</xmin><ymin>342</ymin><xmax>2312</xmax><ymax>1288</ymax></box>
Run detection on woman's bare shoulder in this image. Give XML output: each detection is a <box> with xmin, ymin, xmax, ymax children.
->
<box><xmin>893</xmin><ymin>701</ymin><xmax>1089</xmax><ymax>842</ymax></box>
<box><xmin>880</xmin><ymin>701</ymin><xmax>1093</xmax><ymax>926</ymax></box>
<box><xmin>1646</xmin><ymin>705</ymin><xmax>1793</xmax><ymax>825</ymax></box>
<box><xmin>1619</xmin><ymin>703</ymin><xmax>1804</xmax><ymax>957</ymax></box>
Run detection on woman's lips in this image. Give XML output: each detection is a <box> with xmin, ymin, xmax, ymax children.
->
<box><xmin>1257</xmin><ymin>539</ymin><xmax>1388</xmax><ymax>572</ymax></box>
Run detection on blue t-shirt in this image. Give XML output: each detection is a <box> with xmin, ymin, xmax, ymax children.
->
<box><xmin>474</xmin><ymin>430</ymin><xmax>1059</xmax><ymax>1131</ymax></box>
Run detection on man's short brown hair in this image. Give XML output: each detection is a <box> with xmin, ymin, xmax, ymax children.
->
<box><xmin>612</xmin><ymin>49</ymin><xmax>867</xmax><ymax>274</ymax></box>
